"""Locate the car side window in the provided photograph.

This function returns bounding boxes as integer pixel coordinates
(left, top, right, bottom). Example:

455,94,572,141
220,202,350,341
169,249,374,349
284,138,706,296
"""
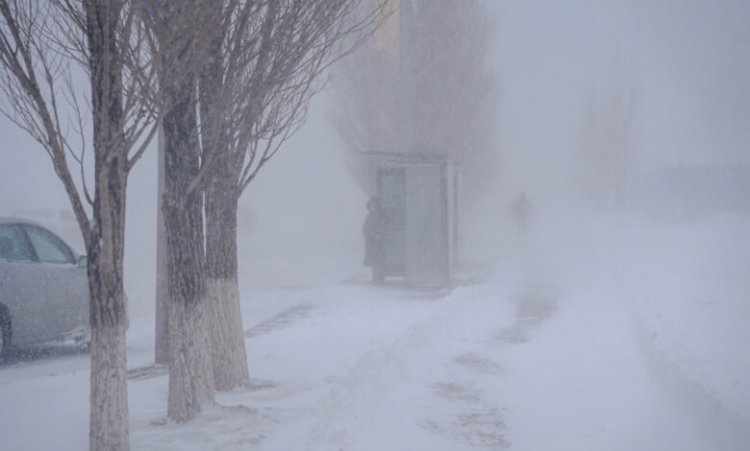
23,225,75,264
0,224,35,262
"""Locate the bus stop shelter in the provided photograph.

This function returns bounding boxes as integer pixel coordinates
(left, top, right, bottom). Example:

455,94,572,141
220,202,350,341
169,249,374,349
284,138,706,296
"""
365,152,459,288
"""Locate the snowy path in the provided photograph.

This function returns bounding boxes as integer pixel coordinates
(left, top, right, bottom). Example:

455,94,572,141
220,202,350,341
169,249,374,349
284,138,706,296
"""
499,273,748,451
129,268,747,450
1,259,748,450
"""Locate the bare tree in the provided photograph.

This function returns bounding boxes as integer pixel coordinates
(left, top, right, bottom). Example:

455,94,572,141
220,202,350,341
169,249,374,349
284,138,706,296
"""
195,0,388,392
579,51,639,212
0,1,158,449
332,0,497,207
138,0,386,420
330,33,400,191
138,0,217,422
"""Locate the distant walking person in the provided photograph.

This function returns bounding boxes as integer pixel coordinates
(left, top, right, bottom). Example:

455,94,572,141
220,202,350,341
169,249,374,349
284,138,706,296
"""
363,196,386,283
511,192,531,234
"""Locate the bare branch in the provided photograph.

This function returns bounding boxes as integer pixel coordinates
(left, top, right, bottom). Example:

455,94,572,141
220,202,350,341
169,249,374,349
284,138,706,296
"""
185,0,389,201
0,0,94,243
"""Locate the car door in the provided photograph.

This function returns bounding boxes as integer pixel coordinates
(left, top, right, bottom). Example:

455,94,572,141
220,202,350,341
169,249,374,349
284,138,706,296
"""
0,223,51,344
21,224,87,339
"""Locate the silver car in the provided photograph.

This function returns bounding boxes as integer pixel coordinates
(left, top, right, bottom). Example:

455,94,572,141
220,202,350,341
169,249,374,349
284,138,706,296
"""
0,218,89,357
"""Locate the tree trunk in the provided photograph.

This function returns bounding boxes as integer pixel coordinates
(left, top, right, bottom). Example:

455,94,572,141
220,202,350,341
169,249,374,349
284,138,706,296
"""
88,193,130,451
163,92,215,422
89,267,129,450
85,1,130,448
198,23,250,391
205,188,250,390
166,283,213,422
89,323,128,450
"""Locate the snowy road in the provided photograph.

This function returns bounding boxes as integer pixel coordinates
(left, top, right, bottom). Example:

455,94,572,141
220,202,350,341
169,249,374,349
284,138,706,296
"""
1,254,748,450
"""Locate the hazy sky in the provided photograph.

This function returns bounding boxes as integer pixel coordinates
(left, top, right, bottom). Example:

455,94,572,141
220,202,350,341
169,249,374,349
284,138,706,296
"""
492,0,749,200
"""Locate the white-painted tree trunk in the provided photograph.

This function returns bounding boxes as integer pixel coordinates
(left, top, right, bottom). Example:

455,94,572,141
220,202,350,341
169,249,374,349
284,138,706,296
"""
207,278,250,390
204,188,250,391
167,295,214,422
90,322,129,450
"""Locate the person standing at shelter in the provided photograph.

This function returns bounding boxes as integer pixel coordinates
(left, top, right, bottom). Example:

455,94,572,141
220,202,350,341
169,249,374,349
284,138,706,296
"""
363,196,386,283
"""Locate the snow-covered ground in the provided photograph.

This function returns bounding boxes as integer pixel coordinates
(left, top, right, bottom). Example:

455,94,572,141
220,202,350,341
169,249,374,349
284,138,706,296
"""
1,214,748,450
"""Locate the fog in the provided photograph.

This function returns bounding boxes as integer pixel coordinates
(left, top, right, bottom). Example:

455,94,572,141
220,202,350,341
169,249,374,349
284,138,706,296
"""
1,1,749,449
1,0,748,309
3,0,750,319
494,0,749,193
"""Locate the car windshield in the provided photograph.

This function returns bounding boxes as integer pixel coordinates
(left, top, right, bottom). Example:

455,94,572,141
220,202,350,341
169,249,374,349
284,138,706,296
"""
0,224,34,261
23,225,74,264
